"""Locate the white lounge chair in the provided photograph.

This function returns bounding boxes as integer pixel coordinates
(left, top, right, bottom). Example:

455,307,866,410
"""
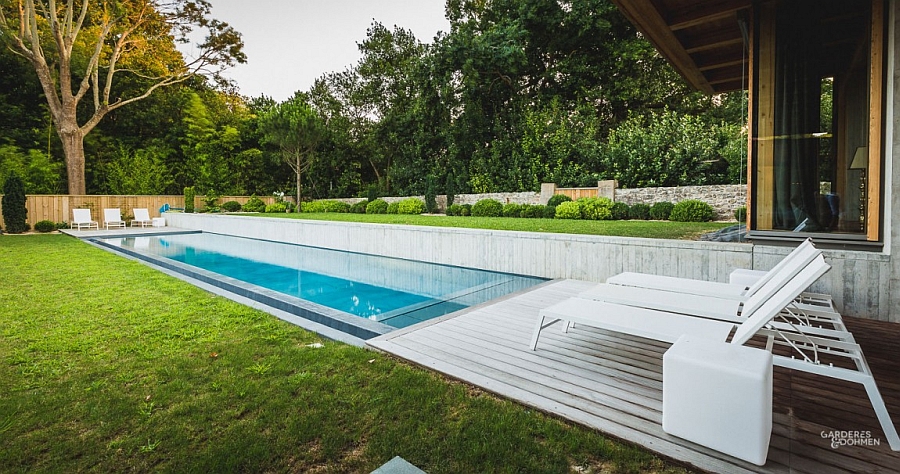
131,208,153,227
531,256,900,452
71,209,99,230
103,208,126,230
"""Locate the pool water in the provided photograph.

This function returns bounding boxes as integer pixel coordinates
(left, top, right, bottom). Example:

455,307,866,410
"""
100,233,546,329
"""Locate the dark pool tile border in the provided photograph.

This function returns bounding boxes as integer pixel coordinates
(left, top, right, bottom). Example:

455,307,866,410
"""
90,237,394,340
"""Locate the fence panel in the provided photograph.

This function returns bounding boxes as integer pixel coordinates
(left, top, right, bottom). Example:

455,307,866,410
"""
555,187,599,201
0,195,277,228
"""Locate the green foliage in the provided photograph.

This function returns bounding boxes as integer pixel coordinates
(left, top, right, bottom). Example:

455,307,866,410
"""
546,194,572,207
183,186,195,213
349,200,368,214
0,145,62,194
542,205,557,219
734,206,747,222
502,203,523,218
669,200,715,222
471,199,503,217
242,195,266,213
446,204,464,216
55,221,70,230
34,220,56,233
386,201,400,214
628,203,651,220
2,174,28,233
649,202,674,220
265,202,288,213
554,201,582,220
520,205,545,219
303,200,352,213
397,198,425,215
366,184,380,203
366,199,388,214
104,146,172,195
460,204,472,216
424,175,437,213
578,197,614,221
611,202,630,220
201,190,220,212
221,201,242,212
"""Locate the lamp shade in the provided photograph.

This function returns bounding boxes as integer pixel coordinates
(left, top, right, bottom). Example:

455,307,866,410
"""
849,146,868,170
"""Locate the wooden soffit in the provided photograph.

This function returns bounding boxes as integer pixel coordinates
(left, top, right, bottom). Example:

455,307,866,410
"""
611,0,752,94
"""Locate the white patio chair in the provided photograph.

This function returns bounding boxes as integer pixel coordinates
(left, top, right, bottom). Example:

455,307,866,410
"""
531,256,900,452
131,208,153,227
103,208,126,230
71,209,99,230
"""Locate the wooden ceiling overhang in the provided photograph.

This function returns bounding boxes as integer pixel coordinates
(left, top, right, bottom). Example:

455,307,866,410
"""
611,0,753,94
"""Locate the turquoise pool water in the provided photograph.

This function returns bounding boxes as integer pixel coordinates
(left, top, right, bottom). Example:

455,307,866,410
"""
100,233,545,329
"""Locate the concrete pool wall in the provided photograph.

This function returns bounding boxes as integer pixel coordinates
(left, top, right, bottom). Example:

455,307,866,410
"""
163,213,895,322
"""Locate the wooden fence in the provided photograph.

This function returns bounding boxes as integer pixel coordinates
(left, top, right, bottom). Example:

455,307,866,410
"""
0,195,276,228
555,187,600,200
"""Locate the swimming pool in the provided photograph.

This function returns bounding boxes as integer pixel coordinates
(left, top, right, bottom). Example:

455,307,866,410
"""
97,233,546,338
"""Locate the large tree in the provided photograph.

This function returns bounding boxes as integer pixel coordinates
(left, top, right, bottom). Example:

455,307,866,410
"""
0,0,245,194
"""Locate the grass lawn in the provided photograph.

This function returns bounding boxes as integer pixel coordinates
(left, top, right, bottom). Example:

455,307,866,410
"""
0,235,692,473
251,212,734,240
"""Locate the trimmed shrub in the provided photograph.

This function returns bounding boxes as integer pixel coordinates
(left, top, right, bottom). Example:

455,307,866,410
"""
734,206,747,222
471,199,503,217
265,202,288,213
649,201,674,220
366,184,379,203
424,175,437,213
578,197,614,220
34,220,56,233
446,204,464,216
183,186,195,213
221,201,242,212
628,203,651,220
387,202,400,214
547,194,572,207
521,204,545,219
502,203,523,218
242,195,266,213
611,202,630,220
542,205,557,219
670,199,715,222
1,174,27,233
460,204,472,216
397,198,426,215
349,200,368,214
554,201,582,219
366,199,388,214
201,190,220,212
55,221,70,230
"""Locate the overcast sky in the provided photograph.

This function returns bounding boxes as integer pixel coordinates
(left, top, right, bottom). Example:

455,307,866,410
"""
190,1,450,101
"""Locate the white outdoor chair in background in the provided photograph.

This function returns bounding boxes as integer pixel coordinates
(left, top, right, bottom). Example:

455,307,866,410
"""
71,209,99,230
131,208,153,227
103,208,126,230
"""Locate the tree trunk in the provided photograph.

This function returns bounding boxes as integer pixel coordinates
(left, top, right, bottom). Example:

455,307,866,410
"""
59,127,87,195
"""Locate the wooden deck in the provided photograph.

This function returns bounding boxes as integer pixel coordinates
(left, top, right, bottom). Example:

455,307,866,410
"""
368,280,900,473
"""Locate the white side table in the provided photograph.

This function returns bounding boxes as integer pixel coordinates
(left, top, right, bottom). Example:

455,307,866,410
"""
662,335,773,466
151,217,166,227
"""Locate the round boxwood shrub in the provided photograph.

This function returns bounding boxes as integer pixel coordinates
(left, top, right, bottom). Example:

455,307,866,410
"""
520,204,544,219
649,201,674,220
242,195,266,213
221,201,242,212
628,203,651,220
386,202,400,214
366,199,388,214
554,201,582,219
611,202,630,220
460,204,472,216
55,221,70,230
547,194,572,207
670,199,715,222
502,203,523,218
349,200,368,214
34,220,56,233
397,198,425,215
2,174,28,233
446,204,464,216
734,206,747,222
472,199,503,217
578,197,613,220
265,202,288,213
542,205,557,218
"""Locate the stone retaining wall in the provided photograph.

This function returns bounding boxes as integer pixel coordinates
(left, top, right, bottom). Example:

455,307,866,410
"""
616,184,746,220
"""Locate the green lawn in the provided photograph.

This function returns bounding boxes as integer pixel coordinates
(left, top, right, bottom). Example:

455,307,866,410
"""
0,235,692,473
251,212,735,240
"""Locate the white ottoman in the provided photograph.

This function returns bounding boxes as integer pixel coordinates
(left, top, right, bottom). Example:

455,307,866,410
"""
151,217,166,227
662,335,773,466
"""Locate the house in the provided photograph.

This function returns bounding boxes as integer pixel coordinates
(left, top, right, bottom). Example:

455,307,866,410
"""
611,0,899,322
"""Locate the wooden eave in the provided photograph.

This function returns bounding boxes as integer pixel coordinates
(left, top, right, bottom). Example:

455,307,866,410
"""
611,0,752,94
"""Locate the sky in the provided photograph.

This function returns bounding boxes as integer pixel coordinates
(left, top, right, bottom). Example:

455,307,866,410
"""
190,1,451,101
